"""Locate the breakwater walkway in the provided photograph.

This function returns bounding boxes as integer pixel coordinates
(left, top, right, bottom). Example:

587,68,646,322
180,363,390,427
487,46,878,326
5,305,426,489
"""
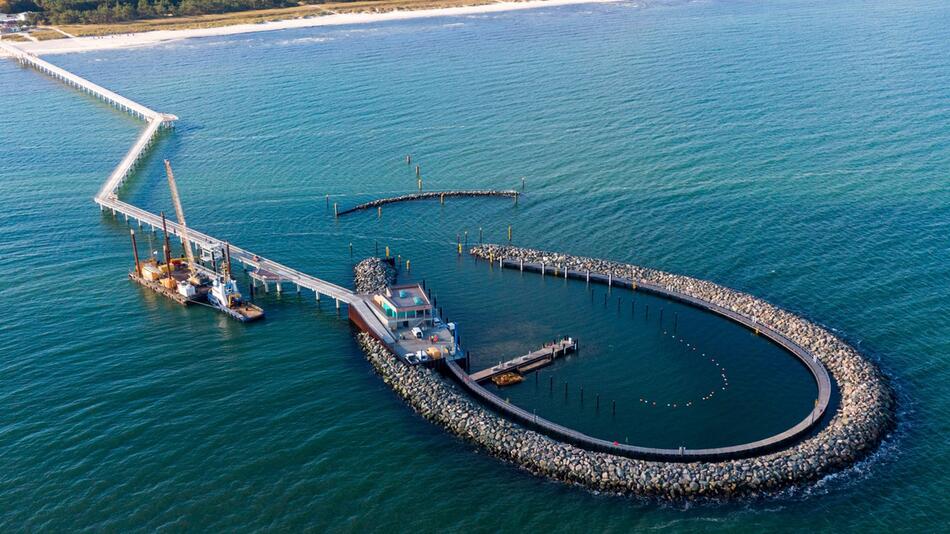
1,41,361,312
336,190,519,216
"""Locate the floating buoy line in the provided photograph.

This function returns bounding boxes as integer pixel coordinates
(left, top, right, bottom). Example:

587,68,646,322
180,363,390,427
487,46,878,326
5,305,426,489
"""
584,286,731,410
635,332,730,409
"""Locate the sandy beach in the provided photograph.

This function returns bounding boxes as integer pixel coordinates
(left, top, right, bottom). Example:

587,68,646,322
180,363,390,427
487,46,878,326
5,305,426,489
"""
1,0,615,57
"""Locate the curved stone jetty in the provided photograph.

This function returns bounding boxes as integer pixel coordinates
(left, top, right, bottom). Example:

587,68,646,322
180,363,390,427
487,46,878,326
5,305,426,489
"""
353,247,895,500
337,190,518,216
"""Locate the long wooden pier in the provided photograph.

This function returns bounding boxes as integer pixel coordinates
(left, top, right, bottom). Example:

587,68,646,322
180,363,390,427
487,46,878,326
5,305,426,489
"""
469,338,576,383
1,41,360,311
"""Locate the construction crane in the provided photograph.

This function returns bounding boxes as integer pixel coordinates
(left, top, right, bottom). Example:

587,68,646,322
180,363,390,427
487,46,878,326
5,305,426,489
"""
164,159,200,284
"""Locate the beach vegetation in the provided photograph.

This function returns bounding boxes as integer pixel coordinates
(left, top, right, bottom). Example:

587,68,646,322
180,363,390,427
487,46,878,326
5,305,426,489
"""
24,0,304,24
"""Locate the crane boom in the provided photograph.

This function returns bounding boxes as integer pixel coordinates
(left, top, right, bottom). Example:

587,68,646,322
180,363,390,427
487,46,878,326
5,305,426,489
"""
163,159,197,278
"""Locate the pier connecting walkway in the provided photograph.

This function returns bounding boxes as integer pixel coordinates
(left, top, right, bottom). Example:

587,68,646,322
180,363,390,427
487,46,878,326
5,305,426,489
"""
1,41,359,310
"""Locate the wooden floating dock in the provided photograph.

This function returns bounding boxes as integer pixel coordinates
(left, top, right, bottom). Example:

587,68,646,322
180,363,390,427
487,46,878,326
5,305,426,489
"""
469,338,577,383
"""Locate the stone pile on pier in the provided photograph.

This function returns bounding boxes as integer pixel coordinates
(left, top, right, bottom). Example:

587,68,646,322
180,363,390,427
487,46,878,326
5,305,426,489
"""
354,257,397,294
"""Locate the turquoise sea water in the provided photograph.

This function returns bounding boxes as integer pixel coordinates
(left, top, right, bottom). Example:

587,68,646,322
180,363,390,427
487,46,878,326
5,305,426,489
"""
1,0,948,530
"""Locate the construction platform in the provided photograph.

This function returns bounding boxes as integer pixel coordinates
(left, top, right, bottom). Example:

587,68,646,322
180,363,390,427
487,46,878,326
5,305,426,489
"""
129,272,192,305
128,265,210,306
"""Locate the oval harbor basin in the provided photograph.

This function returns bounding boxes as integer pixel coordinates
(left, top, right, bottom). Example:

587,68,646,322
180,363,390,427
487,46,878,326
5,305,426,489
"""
420,253,833,453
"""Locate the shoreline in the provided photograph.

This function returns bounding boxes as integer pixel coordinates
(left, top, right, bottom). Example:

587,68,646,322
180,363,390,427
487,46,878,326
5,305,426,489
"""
1,0,615,57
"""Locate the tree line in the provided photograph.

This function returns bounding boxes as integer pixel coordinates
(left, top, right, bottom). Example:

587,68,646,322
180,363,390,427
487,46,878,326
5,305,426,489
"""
1,0,306,25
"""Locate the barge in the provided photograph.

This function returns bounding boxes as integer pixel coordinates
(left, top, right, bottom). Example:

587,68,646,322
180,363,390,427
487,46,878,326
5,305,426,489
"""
125,160,263,323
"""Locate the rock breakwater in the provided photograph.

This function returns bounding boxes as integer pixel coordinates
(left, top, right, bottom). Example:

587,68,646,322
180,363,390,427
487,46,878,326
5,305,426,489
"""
337,190,518,216
352,249,895,500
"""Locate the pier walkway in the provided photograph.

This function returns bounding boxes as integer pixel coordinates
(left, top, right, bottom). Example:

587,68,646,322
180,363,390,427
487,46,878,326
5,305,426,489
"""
0,41,164,121
2,40,358,309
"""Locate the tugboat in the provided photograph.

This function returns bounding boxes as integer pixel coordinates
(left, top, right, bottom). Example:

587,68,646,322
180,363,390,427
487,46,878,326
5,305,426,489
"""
207,243,264,323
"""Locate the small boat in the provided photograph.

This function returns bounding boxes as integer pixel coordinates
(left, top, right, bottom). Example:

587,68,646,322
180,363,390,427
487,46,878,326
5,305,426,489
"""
491,372,524,387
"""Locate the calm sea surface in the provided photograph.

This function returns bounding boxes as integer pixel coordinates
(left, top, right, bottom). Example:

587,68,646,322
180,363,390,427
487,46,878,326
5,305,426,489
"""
1,0,948,530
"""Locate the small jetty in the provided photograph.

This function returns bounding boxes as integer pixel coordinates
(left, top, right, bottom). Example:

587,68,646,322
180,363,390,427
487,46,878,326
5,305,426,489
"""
336,190,519,216
469,337,577,384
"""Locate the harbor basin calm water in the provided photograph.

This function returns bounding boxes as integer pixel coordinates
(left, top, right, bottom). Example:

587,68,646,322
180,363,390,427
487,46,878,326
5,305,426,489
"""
1,0,948,530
